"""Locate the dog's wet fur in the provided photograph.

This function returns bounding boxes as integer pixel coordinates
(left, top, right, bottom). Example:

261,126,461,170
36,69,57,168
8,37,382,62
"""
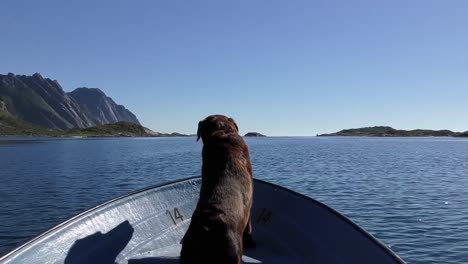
180,115,254,264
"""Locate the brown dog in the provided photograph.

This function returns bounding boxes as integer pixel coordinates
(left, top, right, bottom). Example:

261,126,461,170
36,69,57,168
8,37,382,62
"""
180,115,255,264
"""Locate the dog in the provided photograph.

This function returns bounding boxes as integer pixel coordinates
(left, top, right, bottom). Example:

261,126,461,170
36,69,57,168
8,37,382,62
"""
180,115,255,264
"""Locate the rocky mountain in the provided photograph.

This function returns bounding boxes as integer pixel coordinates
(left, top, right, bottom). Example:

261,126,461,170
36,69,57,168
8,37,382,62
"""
0,73,139,129
0,96,8,115
68,87,139,127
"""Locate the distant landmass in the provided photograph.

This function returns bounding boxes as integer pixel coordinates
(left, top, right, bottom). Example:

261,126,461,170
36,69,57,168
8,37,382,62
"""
0,116,189,137
319,126,468,137
0,73,139,130
244,132,266,137
64,122,190,137
0,72,190,137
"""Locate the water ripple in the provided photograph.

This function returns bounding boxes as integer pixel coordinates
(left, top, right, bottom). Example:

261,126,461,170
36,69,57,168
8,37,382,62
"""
1,137,468,263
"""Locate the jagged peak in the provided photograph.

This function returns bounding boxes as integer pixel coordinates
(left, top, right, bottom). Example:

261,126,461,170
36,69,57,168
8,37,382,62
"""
32,72,44,79
2,73,58,86
70,87,106,96
2,72,45,79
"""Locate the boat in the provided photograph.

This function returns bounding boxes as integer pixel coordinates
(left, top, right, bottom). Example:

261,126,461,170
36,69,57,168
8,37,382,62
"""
0,177,406,263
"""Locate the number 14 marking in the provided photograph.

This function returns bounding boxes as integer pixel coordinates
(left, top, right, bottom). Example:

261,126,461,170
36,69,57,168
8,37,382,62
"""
166,208,184,225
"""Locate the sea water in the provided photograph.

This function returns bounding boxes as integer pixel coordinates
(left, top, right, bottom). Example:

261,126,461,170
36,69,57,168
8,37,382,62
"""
1,137,467,263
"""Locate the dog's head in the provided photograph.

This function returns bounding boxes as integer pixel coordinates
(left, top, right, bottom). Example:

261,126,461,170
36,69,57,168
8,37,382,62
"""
197,115,239,142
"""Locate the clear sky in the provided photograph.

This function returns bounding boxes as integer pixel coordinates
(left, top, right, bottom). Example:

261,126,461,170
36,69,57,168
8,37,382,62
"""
1,1,467,136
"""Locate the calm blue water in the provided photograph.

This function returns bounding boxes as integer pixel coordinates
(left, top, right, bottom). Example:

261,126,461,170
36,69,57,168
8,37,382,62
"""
1,137,468,263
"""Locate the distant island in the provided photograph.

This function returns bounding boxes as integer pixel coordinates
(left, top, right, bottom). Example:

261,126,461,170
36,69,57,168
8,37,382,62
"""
318,126,468,137
64,122,190,137
0,72,188,137
244,132,266,137
0,116,190,137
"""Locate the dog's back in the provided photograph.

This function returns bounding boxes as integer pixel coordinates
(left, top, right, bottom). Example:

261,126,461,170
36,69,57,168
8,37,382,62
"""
180,115,254,264
199,131,253,213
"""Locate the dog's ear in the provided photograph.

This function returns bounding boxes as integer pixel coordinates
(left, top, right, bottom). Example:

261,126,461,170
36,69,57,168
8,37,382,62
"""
228,118,239,132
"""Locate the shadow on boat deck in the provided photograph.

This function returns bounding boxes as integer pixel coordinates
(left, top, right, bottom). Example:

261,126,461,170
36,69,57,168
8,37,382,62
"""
64,221,134,264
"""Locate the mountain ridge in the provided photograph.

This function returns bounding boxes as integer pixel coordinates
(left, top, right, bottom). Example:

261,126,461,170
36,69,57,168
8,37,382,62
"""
0,73,139,130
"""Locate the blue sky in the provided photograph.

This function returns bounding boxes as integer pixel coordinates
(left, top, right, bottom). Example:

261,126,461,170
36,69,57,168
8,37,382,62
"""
1,1,468,136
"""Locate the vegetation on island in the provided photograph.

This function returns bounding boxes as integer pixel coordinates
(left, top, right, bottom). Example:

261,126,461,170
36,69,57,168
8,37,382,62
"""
318,126,468,137
64,122,190,137
244,132,267,137
0,111,58,136
0,118,189,138
64,122,153,137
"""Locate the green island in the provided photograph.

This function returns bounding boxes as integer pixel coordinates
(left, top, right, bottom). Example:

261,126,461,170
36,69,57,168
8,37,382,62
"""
0,111,54,136
0,114,188,137
244,132,267,137
318,126,468,137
